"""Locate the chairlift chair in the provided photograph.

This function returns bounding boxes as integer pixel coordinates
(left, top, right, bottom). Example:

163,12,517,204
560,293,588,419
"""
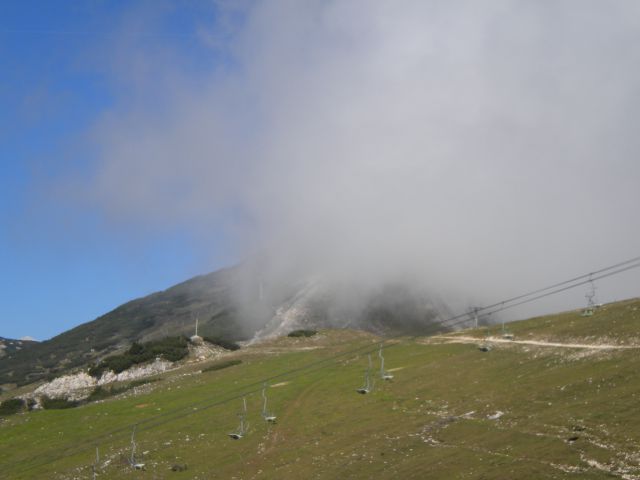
228,398,248,439
356,371,371,394
378,344,394,380
261,384,277,423
129,427,146,470
228,422,245,440
501,324,514,340
357,355,374,394
228,415,247,439
478,329,492,352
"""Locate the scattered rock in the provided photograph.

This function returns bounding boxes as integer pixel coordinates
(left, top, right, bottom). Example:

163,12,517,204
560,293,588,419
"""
487,411,504,420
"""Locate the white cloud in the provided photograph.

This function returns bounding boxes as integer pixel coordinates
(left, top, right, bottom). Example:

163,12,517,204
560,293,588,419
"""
86,1,640,319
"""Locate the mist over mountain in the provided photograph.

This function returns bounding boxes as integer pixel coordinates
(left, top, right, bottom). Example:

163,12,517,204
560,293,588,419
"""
79,0,640,323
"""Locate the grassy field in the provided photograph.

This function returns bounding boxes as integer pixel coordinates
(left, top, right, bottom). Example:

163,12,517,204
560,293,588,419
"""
1,299,640,479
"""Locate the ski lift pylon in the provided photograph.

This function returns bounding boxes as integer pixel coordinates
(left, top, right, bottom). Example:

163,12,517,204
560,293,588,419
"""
582,276,598,317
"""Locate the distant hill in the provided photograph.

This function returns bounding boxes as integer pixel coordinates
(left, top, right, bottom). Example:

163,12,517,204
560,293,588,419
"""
0,262,447,388
0,337,38,360
0,266,247,387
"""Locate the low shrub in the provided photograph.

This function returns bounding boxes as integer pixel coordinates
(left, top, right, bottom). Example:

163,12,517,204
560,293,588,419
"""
287,329,318,338
0,398,25,416
41,396,78,410
128,378,159,388
202,337,241,351
202,359,242,373
86,386,113,402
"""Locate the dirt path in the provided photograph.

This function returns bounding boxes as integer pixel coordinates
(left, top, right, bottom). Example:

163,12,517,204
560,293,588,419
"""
427,335,638,350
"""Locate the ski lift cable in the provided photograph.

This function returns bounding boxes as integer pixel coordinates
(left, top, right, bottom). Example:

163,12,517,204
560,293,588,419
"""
9,256,640,476
436,260,640,332
435,255,640,328
477,255,640,312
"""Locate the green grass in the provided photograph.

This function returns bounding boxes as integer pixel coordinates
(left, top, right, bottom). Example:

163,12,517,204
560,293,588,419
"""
1,301,640,479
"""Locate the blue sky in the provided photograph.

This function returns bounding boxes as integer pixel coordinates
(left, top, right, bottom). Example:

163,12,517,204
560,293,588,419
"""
0,1,232,340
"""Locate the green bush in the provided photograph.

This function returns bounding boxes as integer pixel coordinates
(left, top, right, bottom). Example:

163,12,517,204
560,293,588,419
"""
128,342,144,355
202,337,241,351
128,378,158,388
287,329,318,338
202,359,242,373
41,396,78,410
0,398,25,416
86,386,119,402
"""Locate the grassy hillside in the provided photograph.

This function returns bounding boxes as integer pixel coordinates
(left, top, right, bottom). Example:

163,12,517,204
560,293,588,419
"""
1,299,640,479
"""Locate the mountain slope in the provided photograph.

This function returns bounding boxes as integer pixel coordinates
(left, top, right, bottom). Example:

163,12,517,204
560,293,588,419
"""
2,298,639,479
0,263,447,388
0,266,246,387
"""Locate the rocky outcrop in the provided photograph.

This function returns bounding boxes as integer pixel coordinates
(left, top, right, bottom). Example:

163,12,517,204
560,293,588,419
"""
188,343,228,361
28,358,174,404
96,358,173,385
33,372,96,402
25,342,228,405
